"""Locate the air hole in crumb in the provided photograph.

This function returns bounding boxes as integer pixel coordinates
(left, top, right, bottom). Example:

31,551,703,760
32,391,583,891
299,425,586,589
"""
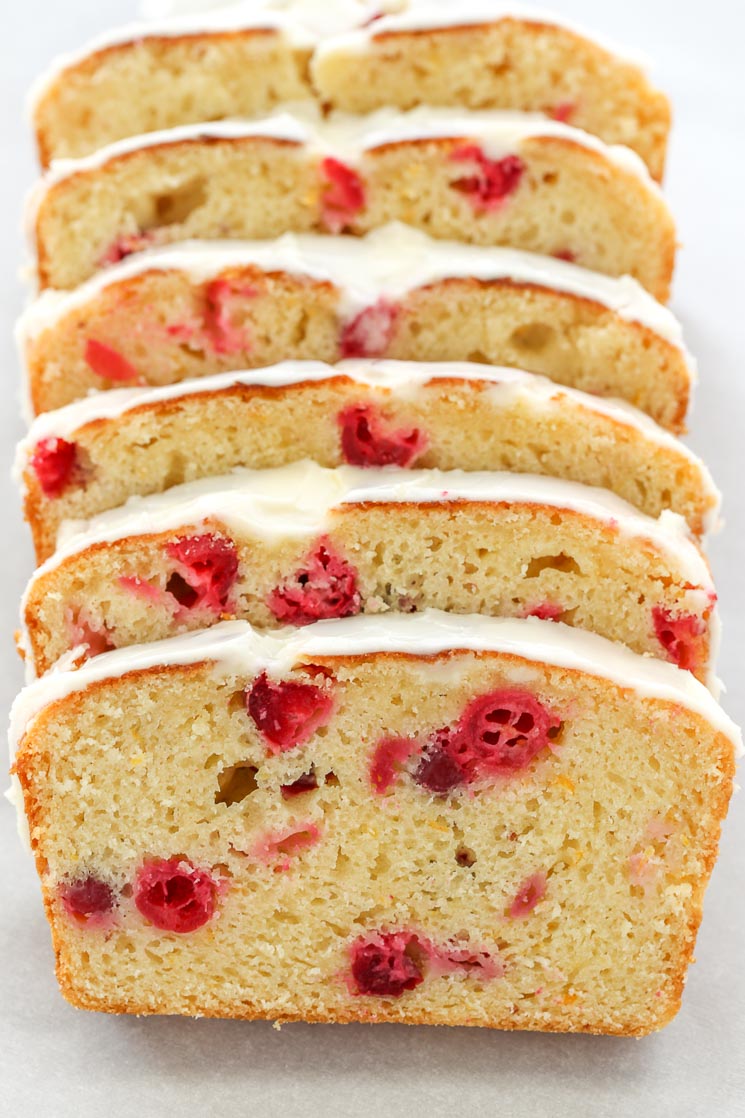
216,763,259,805
456,845,477,868
151,177,208,227
526,553,582,577
166,572,198,608
510,323,555,352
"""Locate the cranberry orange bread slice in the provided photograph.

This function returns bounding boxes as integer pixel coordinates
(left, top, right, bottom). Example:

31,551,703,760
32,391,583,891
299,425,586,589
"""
31,4,669,177
313,8,671,180
10,614,740,1032
16,361,717,562
19,226,692,426
20,464,718,682
29,110,675,295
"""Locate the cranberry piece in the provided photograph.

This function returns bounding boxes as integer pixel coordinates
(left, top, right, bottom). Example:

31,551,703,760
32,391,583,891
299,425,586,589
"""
413,729,466,795
652,606,706,672
551,101,576,124
59,875,115,920
370,736,419,794
338,404,428,468
339,300,399,358
509,871,547,918
280,770,319,799
30,437,78,497
166,534,239,612
455,688,561,776
259,825,321,864
267,538,361,625
98,231,156,266
450,146,525,211
68,612,115,658
320,157,366,233
246,672,334,754
84,339,141,383
350,932,425,997
552,249,577,264
134,857,217,933
525,602,564,621
202,278,256,355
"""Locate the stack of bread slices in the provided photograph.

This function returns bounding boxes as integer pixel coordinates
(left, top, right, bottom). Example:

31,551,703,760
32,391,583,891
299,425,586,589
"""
10,0,740,1036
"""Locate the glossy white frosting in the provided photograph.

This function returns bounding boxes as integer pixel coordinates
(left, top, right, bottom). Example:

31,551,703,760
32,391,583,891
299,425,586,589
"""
15,358,716,532
31,1,650,116
41,461,712,588
17,225,690,356
313,1,649,68
10,612,741,763
21,462,720,692
28,102,662,229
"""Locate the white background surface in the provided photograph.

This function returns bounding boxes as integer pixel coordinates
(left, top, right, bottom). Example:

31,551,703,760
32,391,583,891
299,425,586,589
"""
1,3,744,1115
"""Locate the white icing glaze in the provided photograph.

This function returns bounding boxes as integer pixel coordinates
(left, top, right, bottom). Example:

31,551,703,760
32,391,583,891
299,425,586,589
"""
31,0,651,117
40,461,712,592
17,225,691,355
31,114,313,197
9,613,741,763
21,462,720,693
4,776,32,853
28,103,663,232
313,1,650,69
14,357,717,533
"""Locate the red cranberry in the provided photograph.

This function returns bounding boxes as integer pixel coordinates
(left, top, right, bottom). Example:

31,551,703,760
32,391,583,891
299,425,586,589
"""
68,612,115,658
202,278,255,355
370,736,419,794
450,146,525,211
267,538,360,625
320,157,366,232
134,858,217,933
509,871,547,919
98,231,156,266
59,875,115,920
339,300,399,358
246,672,334,753
454,688,561,776
652,606,706,672
84,338,140,383
525,602,564,621
551,101,576,123
413,729,466,795
280,770,319,799
30,437,78,497
350,932,425,997
166,534,239,612
338,404,428,468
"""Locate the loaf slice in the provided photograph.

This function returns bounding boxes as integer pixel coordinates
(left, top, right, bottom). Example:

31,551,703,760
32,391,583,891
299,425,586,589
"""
29,110,675,296
11,613,739,1033
312,8,671,179
19,227,691,425
16,360,717,563
20,463,718,681
31,5,669,178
